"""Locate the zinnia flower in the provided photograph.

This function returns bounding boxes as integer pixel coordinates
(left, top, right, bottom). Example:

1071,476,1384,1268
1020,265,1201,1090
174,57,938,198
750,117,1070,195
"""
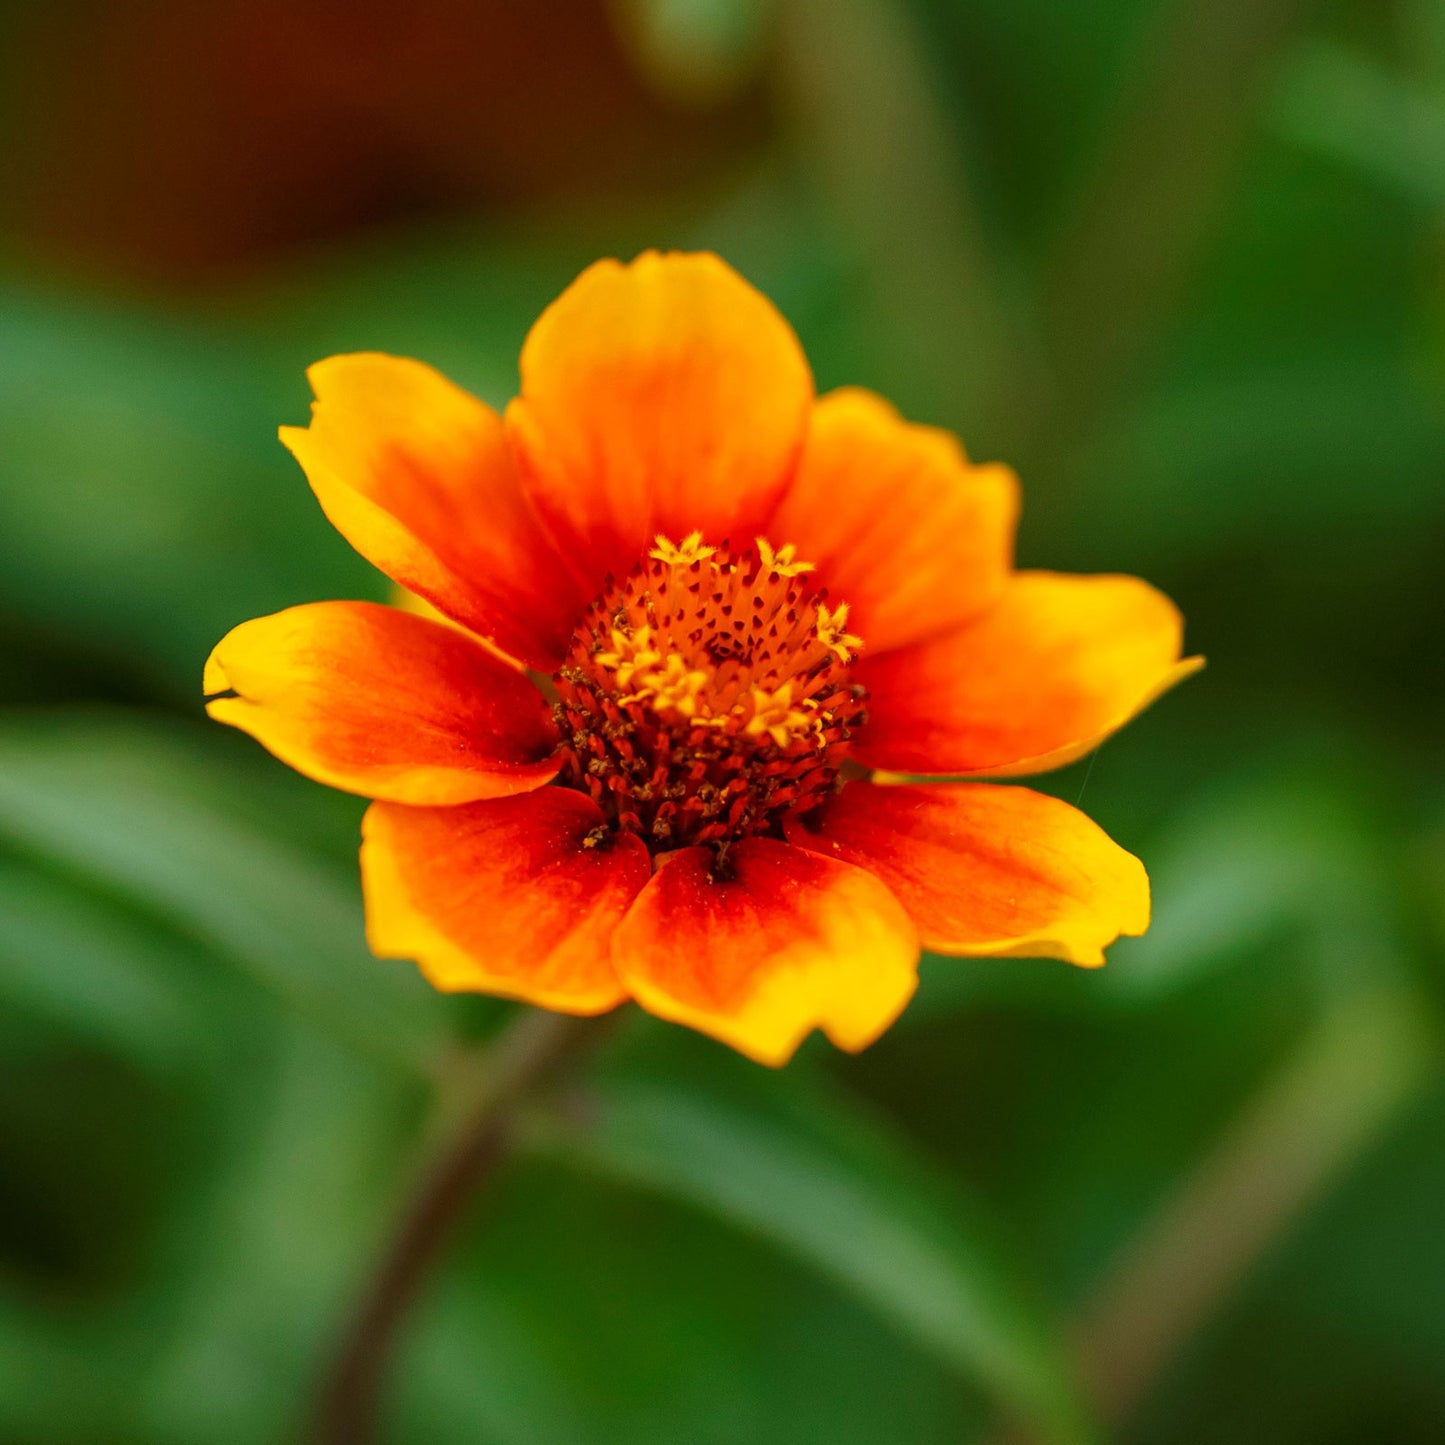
205,252,1200,1065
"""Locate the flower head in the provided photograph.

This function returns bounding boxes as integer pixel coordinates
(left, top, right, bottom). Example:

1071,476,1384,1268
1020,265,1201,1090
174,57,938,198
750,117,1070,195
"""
205,251,1200,1065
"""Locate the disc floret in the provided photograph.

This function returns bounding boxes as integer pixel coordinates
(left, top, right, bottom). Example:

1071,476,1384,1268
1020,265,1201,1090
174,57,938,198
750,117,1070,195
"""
554,535,868,856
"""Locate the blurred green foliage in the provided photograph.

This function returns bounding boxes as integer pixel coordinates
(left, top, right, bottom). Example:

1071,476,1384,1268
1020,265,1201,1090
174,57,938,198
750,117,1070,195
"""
1,0,1443,1441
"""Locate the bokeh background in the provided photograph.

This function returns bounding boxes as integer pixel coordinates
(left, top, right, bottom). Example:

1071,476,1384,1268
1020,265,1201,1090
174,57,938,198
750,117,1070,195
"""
2,0,1443,1440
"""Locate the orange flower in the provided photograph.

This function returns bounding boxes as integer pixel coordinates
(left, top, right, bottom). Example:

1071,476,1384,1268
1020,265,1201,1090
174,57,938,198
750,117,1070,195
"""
205,252,1201,1065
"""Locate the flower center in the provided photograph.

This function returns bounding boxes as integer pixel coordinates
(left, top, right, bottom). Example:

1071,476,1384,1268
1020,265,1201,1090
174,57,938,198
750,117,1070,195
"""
552,533,867,863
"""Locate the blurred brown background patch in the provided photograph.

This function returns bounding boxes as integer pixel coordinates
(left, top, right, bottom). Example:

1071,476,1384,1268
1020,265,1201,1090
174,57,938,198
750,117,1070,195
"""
4,0,767,284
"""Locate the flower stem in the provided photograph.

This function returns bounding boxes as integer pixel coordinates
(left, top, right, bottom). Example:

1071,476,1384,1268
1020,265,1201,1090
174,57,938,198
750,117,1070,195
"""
310,1006,618,1444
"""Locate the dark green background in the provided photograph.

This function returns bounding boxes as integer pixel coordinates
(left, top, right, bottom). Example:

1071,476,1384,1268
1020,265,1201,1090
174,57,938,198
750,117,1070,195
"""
1,0,1442,1440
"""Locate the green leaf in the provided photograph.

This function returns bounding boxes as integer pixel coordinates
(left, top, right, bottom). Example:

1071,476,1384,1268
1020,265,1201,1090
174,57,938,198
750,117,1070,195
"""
0,1296,137,1441
1070,987,1437,1428
1275,41,1445,211
0,712,444,1073
530,1076,1097,1444
1102,770,1401,1002
413,1146,985,1443
135,1021,415,1445
1068,352,1445,562
0,851,207,1072
394,1286,597,1445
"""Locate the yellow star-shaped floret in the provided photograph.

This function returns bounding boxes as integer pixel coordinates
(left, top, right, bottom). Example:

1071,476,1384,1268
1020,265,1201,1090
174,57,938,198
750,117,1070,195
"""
743,681,813,748
649,531,717,567
816,603,864,662
756,537,816,579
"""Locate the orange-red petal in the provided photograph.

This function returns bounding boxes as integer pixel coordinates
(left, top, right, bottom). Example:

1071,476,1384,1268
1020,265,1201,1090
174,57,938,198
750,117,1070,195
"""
361,790,651,1013
280,353,584,670
610,838,918,1066
855,571,1203,777
767,388,1018,654
204,601,558,804
506,251,814,595
786,781,1150,966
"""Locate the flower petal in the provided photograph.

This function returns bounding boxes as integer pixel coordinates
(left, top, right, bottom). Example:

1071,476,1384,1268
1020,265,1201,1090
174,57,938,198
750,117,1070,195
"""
611,838,918,1066
362,790,651,1013
767,388,1018,653
855,571,1203,776
506,251,814,593
204,601,558,804
280,353,585,670
786,781,1149,966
